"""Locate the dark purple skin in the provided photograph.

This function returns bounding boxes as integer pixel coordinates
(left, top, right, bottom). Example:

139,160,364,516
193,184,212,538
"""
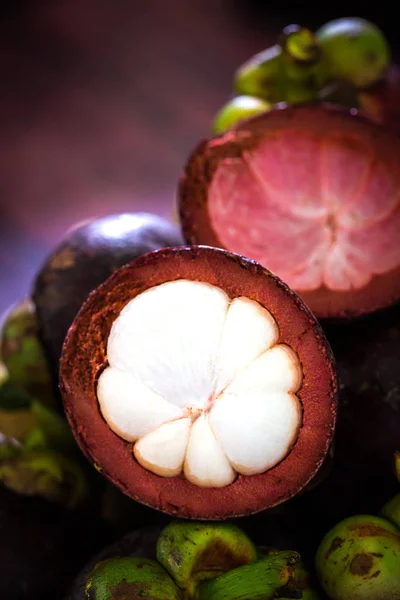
32,213,184,382
305,303,400,526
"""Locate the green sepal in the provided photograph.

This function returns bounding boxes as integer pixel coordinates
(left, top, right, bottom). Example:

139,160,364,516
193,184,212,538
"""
157,520,257,597
195,551,301,600
0,447,87,508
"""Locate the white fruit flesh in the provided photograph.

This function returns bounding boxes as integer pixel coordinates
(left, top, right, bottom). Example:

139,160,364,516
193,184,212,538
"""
97,280,303,488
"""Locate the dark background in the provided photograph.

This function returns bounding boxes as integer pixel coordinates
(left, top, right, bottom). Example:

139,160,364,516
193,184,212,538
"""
0,0,397,315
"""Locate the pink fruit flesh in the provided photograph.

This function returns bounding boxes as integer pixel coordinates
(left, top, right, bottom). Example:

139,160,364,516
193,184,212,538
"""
208,129,400,292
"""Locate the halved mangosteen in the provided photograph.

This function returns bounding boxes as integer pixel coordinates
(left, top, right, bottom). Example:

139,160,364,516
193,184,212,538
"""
60,246,337,519
178,104,400,319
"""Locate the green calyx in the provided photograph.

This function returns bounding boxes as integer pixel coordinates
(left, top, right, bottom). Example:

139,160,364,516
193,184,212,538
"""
316,17,391,88
0,445,87,508
195,551,301,600
0,433,21,461
85,557,183,600
315,514,400,600
0,382,37,440
257,547,323,599
0,380,74,448
212,96,272,134
85,521,327,600
156,521,258,597
233,42,324,107
0,301,91,509
279,24,321,65
234,45,283,102
223,16,392,135
85,543,304,600
0,298,56,409
0,378,87,508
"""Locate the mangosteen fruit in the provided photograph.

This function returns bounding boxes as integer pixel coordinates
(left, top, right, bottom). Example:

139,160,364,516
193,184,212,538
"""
32,213,184,379
315,514,400,600
178,104,400,319
60,245,337,519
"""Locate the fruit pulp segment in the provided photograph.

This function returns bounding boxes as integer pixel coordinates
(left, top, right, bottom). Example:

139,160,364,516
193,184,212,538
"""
97,280,302,487
208,130,400,291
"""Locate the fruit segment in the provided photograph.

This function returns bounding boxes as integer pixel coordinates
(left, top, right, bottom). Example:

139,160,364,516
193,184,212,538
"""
214,296,279,392
223,345,303,395
97,368,183,441
209,391,301,475
134,418,191,478
107,280,229,409
184,414,236,487
97,280,303,487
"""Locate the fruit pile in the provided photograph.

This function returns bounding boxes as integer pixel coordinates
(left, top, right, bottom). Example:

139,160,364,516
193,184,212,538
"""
1,15,400,600
71,521,318,600
67,493,400,600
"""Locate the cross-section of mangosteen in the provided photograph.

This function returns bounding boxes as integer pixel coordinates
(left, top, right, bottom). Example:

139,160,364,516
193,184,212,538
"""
60,246,337,519
32,212,184,381
178,104,400,319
